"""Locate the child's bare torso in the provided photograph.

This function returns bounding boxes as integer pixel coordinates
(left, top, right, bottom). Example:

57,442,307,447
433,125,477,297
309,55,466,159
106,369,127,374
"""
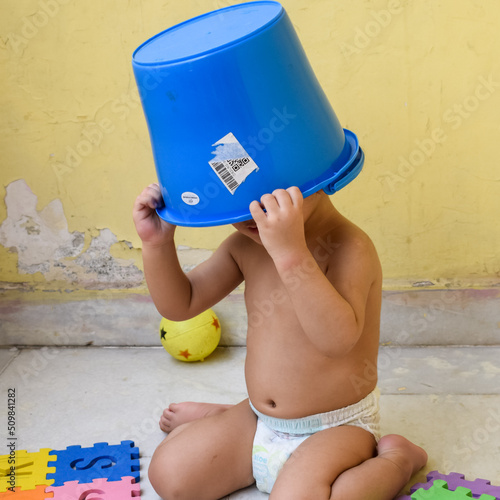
229,218,382,419
137,185,429,499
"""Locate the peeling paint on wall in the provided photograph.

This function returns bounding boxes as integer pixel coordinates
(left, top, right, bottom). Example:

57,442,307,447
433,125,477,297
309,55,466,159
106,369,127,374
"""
0,180,143,288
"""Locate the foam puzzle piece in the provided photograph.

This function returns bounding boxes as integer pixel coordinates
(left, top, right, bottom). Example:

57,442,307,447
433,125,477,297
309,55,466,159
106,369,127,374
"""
396,473,444,499
411,480,495,500
397,471,500,500
426,472,500,500
46,441,140,486
0,484,52,499
0,450,55,492
46,476,140,499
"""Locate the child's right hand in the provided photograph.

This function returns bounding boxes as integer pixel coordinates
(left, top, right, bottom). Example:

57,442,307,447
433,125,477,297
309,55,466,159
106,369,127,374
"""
133,183,176,246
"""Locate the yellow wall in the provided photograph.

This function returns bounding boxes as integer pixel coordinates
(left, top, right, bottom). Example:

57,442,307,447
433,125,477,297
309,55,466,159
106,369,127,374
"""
0,0,499,291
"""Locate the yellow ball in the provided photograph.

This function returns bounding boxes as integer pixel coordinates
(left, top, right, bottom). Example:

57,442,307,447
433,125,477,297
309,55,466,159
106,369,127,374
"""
159,309,221,362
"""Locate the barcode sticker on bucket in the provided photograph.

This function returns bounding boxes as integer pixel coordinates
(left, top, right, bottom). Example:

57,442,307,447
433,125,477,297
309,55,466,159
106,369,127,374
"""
208,133,259,194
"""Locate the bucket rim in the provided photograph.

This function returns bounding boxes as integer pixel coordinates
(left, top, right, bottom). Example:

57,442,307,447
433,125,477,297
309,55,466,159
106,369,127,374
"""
155,128,364,228
132,1,285,67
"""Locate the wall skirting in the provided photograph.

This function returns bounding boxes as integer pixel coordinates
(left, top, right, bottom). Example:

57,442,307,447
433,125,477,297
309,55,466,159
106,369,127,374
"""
1,286,498,347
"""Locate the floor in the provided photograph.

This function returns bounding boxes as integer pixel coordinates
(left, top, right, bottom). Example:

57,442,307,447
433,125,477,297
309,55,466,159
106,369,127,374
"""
1,344,499,499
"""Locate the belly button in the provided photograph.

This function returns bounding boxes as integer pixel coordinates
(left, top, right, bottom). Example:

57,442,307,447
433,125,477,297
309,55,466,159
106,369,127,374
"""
269,400,276,408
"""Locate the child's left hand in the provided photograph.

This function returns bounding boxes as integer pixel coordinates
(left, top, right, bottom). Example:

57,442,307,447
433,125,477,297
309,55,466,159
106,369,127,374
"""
249,187,308,265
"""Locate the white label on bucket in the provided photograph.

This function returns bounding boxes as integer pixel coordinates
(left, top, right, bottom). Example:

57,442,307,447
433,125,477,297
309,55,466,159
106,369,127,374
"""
208,132,259,195
181,192,200,206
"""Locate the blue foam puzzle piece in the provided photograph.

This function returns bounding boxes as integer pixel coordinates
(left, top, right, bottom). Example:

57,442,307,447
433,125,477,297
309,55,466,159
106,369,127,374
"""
46,440,140,486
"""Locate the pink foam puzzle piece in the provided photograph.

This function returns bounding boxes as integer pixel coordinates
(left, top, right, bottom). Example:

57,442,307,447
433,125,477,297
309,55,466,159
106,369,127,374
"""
46,476,141,500
46,476,140,499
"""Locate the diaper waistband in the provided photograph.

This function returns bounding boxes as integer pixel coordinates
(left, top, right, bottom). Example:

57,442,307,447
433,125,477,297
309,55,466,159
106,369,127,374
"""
249,389,380,436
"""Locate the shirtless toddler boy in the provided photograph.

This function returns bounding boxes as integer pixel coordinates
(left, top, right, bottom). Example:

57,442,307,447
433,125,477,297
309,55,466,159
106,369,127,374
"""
133,184,427,499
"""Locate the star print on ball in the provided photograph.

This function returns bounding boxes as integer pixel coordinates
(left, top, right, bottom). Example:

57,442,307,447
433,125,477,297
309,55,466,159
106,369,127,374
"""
159,308,221,362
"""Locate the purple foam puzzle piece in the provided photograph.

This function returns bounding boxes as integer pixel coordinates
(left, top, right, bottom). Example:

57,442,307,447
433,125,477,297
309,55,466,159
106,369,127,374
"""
426,471,500,499
395,474,435,500
395,472,500,500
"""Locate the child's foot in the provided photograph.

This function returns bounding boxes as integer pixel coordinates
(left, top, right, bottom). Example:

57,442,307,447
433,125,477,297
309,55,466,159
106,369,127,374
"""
377,434,428,480
159,402,234,433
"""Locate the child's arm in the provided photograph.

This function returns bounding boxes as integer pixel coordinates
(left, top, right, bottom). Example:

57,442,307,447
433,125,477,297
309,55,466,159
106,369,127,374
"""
250,187,379,358
133,184,243,320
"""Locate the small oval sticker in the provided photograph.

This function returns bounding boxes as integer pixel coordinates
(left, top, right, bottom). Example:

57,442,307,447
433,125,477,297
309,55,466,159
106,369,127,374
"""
181,192,200,206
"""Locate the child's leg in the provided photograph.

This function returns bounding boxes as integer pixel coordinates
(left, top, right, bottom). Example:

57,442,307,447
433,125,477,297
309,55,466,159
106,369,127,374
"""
149,399,257,500
269,428,426,500
329,434,428,499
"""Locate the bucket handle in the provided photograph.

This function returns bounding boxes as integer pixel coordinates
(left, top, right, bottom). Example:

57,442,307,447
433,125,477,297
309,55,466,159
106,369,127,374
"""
324,147,365,195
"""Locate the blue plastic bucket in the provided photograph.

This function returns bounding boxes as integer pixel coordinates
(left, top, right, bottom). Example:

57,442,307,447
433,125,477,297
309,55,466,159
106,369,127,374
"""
132,1,364,227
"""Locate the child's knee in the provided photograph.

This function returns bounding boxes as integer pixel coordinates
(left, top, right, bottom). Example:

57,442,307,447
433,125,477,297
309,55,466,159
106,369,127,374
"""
376,434,428,480
148,447,189,500
148,452,170,499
